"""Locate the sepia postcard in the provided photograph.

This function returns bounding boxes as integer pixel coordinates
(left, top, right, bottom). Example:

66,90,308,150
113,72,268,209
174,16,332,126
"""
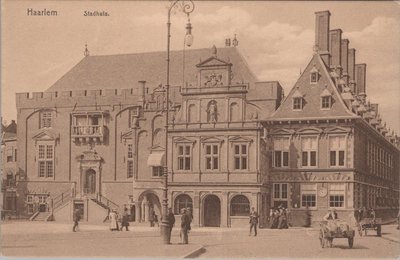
1,1,399,259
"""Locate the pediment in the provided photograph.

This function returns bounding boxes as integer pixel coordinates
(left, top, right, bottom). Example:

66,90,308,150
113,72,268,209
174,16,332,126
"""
324,126,350,134
228,136,253,143
174,137,196,144
77,150,102,162
296,127,323,135
270,128,295,136
121,130,133,139
200,136,224,143
151,145,165,152
32,129,58,141
196,56,232,68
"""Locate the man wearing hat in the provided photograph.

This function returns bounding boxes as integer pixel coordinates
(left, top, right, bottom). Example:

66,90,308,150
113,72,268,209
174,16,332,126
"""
167,208,176,240
249,207,259,236
323,209,338,221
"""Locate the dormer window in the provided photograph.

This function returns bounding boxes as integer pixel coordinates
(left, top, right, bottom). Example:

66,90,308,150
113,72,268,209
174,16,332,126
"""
310,66,319,84
293,98,303,110
292,87,304,111
320,87,333,109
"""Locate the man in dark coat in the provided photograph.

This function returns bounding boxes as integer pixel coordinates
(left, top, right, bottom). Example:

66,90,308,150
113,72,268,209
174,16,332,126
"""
167,208,176,239
249,207,259,236
120,207,130,231
180,208,190,244
73,209,81,232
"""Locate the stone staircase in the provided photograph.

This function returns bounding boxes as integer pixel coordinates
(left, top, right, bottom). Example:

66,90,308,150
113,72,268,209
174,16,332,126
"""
31,212,50,221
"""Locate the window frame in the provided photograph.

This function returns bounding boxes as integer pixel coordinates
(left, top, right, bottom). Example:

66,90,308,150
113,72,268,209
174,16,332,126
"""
174,194,193,215
127,143,134,178
273,183,288,200
204,144,219,171
273,137,290,168
177,144,192,171
328,135,346,168
230,195,250,216
152,166,164,178
37,142,55,179
301,136,318,168
233,143,248,171
321,96,332,110
329,183,345,208
310,72,319,84
292,97,303,111
40,110,52,128
300,183,317,208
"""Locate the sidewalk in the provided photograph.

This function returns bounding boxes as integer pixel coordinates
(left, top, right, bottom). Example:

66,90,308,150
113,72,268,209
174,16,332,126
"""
381,224,400,243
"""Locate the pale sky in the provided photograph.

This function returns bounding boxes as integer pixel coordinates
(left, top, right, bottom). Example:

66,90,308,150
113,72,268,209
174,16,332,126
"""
2,1,400,133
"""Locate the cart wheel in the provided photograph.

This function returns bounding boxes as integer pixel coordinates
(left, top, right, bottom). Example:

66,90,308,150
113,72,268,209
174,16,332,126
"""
319,230,325,248
377,226,381,237
348,237,354,248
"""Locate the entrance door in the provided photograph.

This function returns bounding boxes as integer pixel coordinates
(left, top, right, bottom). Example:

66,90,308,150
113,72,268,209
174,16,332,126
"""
84,169,96,194
204,195,221,227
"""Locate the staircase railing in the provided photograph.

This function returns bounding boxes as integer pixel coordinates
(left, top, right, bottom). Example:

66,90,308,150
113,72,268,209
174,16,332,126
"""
92,193,119,211
51,189,73,212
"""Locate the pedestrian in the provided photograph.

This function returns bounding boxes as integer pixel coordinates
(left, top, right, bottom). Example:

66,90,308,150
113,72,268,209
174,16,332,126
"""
278,206,288,229
120,207,130,231
186,208,193,232
180,208,190,244
397,209,400,230
109,209,119,231
323,209,338,221
167,208,176,240
72,209,81,232
154,212,159,227
249,207,259,236
149,210,155,227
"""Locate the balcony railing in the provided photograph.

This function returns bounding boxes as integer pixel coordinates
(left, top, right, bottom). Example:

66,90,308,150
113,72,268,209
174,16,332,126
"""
71,125,104,137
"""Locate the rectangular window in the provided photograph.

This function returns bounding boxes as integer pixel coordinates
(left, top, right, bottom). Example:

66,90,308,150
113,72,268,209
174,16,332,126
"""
301,137,318,167
152,166,163,177
329,183,345,208
205,144,219,170
321,96,331,109
273,183,288,200
301,184,317,208
127,144,133,159
329,136,346,167
234,144,248,170
293,98,302,110
129,107,140,128
26,195,33,203
127,161,134,178
177,144,191,170
37,144,54,178
274,138,289,167
40,111,52,128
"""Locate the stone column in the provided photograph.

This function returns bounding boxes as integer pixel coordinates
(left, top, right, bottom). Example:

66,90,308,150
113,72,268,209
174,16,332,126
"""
135,201,141,222
193,192,200,227
221,192,228,227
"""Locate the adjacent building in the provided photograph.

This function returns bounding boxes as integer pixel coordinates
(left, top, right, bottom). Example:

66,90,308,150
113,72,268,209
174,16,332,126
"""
13,10,399,226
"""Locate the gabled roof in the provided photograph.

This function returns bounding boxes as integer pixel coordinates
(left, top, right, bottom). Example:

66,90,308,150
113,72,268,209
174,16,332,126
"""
269,54,355,120
47,47,258,92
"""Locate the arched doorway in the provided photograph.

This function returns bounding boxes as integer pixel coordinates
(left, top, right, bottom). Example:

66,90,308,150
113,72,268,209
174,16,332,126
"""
84,169,96,194
174,194,193,215
203,195,221,227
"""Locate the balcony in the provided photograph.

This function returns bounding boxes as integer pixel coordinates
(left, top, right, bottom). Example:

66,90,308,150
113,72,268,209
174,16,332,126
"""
71,125,105,143
181,84,248,96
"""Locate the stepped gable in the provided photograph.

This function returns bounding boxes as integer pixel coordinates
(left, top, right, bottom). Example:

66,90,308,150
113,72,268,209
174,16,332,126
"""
270,53,355,120
46,47,258,92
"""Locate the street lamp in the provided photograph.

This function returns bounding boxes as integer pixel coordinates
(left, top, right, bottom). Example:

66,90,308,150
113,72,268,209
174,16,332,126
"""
161,0,195,245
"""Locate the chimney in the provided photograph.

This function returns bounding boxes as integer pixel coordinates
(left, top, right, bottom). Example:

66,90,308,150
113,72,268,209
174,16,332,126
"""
138,81,146,104
355,64,366,96
315,11,331,65
348,48,356,93
329,29,342,69
341,39,349,84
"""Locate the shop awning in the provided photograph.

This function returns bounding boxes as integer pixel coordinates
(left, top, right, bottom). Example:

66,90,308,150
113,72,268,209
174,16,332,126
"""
147,152,165,167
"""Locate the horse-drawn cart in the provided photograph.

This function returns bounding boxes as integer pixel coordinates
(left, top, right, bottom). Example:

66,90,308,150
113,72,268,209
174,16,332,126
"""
319,220,355,248
358,217,382,237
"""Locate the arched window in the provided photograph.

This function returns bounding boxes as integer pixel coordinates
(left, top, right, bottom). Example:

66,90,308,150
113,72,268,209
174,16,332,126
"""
174,194,193,214
229,102,239,122
230,195,250,216
188,104,197,123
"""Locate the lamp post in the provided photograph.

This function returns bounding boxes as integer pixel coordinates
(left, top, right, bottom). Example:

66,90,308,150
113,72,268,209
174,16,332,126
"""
161,0,195,244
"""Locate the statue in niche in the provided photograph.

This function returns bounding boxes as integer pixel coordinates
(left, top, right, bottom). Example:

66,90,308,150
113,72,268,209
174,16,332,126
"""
207,101,218,123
